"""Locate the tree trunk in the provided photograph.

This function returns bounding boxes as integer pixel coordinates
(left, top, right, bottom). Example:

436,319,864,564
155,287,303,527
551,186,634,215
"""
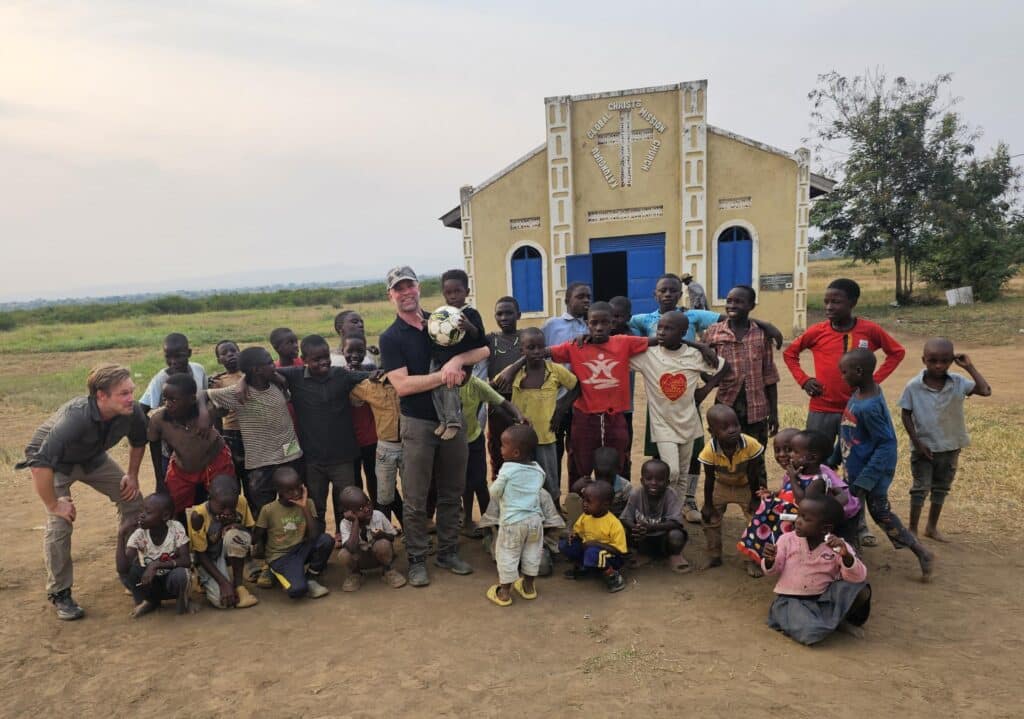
893,242,904,305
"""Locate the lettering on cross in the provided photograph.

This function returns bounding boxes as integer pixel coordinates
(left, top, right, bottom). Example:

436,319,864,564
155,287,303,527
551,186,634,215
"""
589,101,667,189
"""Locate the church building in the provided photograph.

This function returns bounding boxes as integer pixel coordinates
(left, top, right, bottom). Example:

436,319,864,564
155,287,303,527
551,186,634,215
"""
440,81,833,336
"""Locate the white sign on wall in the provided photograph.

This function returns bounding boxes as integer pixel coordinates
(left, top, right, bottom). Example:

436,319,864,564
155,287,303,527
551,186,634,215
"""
587,99,668,189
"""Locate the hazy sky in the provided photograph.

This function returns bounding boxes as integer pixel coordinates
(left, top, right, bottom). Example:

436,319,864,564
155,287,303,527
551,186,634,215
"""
1,1,1020,302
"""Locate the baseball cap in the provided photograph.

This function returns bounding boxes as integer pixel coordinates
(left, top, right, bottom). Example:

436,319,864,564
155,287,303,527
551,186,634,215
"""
386,265,418,290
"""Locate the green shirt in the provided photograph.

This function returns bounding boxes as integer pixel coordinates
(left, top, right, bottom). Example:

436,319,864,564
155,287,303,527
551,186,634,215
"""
460,376,505,442
256,499,317,563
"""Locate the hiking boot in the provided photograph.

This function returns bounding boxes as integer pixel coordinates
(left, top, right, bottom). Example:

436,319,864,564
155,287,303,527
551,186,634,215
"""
408,560,430,587
49,589,84,621
306,579,330,598
605,571,626,593
435,552,473,575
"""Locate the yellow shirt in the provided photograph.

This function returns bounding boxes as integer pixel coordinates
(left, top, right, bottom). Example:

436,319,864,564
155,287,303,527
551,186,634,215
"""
697,434,765,487
511,362,578,445
350,379,400,443
187,495,256,554
572,512,627,554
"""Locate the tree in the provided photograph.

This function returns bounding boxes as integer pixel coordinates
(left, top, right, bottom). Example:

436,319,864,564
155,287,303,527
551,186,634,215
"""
807,71,1010,303
916,144,1023,300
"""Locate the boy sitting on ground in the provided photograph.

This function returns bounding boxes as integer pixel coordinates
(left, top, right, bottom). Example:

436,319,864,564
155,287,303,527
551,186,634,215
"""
253,467,333,599
115,492,191,618
620,458,689,572
337,485,406,591
187,474,259,609
559,480,628,593
567,447,633,529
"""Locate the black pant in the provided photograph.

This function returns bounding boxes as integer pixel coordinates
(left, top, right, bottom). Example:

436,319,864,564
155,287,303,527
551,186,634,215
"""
120,563,189,605
463,434,488,519
268,534,334,598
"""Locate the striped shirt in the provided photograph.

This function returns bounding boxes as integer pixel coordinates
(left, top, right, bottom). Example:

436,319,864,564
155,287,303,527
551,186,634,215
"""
206,385,301,470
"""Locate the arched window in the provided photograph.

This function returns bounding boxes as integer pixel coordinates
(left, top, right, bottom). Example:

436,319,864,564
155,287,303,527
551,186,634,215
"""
716,226,753,299
510,245,544,312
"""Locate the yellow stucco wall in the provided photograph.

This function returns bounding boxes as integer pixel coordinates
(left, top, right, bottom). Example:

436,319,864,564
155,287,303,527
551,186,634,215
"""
569,91,682,268
468,149,550,326
705,130,798,334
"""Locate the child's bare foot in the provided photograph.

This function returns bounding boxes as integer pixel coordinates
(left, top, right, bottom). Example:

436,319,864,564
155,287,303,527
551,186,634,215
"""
924,526,950,543
745,561,764,578
131,600,158,618
838,620,866,639
701,557,723,570
915,544,935,581
439,425,459,441
670,554,692,574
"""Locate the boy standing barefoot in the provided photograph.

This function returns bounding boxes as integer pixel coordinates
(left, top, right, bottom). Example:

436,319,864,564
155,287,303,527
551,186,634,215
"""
899,338,991,542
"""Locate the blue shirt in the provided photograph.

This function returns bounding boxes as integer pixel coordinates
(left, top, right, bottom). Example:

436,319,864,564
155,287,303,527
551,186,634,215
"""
628,308,720,342
542,312,588,347
489,461,545,524
840,391,898,493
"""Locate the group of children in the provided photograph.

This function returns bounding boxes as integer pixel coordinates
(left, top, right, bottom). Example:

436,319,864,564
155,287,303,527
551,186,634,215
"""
115,270,990,647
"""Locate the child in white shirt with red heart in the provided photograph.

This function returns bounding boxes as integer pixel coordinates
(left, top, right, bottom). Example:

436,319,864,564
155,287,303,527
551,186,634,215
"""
629,311,726,513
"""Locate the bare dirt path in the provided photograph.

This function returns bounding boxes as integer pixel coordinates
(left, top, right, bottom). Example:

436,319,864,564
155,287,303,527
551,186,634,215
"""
1,336,1022,718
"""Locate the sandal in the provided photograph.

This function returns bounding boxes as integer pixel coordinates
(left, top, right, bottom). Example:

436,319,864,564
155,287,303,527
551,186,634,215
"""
513,577,537,600
860,530,878,547
671,555,692,574
486,584,512,607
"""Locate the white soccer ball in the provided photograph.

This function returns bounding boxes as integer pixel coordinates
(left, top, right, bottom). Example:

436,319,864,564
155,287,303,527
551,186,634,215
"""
427,305,466,347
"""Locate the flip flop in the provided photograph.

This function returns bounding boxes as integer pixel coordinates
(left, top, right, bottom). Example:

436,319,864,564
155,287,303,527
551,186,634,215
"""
860,531,878,547
486,584,512,607
513,577,537,600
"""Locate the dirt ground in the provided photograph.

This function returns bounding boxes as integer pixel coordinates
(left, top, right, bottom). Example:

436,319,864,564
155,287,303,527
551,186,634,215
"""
1,335,1023,718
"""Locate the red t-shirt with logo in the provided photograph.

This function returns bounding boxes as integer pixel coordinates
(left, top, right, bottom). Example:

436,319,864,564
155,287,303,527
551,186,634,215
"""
549,335,650,415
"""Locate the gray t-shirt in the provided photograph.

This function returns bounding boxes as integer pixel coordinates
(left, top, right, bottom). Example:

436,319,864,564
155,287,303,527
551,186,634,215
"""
898,371,975,452
619,486,683,537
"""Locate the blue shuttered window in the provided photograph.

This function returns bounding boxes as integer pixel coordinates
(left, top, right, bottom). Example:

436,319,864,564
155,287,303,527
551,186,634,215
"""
510,246,543,312
717,227,753,299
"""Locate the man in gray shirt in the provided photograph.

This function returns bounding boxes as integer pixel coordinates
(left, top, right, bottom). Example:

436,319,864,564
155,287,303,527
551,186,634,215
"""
17,363,148,620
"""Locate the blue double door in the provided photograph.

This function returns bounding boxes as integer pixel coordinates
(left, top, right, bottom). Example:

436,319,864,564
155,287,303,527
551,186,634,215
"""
566,233,665,314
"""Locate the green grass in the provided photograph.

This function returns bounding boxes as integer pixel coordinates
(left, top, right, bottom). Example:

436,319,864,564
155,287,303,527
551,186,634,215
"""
0,296,438,355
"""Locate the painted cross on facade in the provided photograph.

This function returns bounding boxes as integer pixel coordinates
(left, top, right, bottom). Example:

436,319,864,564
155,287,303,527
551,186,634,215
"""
595,109,654,187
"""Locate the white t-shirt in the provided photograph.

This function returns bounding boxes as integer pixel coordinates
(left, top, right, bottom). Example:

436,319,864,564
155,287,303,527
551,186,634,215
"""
339,510,397,550
127,520,189,575
140,363,207,409
630,346,724,444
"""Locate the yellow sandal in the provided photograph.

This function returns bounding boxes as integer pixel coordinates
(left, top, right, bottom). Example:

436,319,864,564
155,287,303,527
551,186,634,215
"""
513,577,537,600
486,585,512,607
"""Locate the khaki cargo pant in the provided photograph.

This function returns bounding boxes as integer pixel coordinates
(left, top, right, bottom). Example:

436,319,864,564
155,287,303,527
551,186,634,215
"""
701,482,753,560
45,456,143,595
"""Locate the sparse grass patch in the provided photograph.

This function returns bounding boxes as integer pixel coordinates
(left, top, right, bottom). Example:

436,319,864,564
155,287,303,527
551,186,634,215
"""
808,258,1024,345
581,644,688,683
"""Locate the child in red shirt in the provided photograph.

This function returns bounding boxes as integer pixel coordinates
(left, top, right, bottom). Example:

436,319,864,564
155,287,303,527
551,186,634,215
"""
548,302,650,478
783,278,904,449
